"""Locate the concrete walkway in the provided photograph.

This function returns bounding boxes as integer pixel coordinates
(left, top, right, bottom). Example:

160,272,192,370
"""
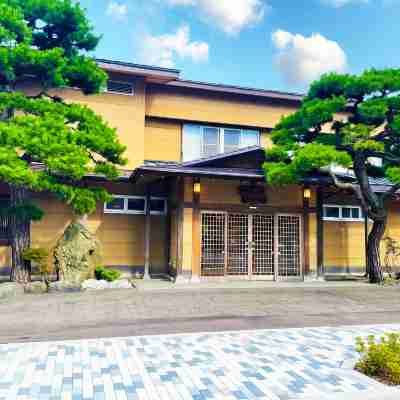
1,324,399,400
1,285,400,343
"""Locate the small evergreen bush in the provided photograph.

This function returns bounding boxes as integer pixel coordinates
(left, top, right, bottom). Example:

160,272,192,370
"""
22,248,51,283
94,266,121,282
355,333,400,385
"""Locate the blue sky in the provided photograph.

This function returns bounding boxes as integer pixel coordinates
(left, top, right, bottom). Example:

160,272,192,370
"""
79,0,400,93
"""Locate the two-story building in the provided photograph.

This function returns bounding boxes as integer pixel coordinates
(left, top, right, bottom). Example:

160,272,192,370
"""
1,59,399,281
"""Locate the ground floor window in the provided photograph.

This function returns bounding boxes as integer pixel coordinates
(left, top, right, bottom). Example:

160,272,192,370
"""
323,205,364,222
104,195,167,215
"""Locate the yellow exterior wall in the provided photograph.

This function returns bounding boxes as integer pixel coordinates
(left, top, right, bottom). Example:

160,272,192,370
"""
16,77,147,171
201,179,303,207
26,189,167,274
19,76,293,169
323,220,366,272
182,208,193,274
55,83,147,169
309,213,317,274
146,84,298,129
144,118,181,162
322,204,400,273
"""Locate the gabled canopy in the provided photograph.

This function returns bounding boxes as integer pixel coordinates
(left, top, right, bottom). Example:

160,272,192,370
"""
132,145,396,194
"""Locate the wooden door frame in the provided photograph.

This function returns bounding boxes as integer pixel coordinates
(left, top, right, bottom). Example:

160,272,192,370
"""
275,213,304,281
199,210,304,280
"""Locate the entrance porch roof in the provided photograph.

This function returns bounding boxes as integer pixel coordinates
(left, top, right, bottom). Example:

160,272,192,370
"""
131,146,397,195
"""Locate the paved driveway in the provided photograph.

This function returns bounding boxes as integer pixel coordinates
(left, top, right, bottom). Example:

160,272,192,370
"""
1,285,400,343
1,324,399,400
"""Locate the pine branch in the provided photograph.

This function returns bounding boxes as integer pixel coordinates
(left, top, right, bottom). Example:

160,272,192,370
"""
382,184,400,204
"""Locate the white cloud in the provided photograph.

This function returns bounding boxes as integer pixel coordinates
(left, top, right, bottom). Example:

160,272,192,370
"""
106,1,128,21
271,30,348,86
140,26,209,68
166,0,267,35
320,0,368,7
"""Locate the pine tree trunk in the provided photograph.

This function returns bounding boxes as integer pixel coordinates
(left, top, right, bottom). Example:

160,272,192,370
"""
9,185,31,283
367,217,386,284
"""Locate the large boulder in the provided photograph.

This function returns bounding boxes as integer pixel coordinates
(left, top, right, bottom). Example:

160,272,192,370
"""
54,222,101,284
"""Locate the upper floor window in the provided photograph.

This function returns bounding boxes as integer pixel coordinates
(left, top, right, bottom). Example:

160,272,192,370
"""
182,124,260,161
106,80,134,95
323,205,364,221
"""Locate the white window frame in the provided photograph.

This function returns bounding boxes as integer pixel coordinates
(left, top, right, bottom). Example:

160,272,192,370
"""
105,80,135,96
323,204,364,222
104,195,167,215
199,125,260,157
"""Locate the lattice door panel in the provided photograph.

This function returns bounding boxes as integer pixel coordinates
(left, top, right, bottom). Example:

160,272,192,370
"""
277,215,301,278
252,215,274,275
201,212,226,276
227,214,249,275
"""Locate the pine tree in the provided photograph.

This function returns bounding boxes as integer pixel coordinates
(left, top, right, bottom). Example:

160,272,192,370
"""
264,70,400,283
0,0,126,282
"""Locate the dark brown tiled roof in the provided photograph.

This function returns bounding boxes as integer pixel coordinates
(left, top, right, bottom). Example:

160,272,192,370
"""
168,80,304,102
135,164,265,180
135,147,398,193
96,58,304,102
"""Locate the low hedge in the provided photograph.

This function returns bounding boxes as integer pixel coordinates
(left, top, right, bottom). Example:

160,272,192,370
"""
355,333,400,385
94,266,121,282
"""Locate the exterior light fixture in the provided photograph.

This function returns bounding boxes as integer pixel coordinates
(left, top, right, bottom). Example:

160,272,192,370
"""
193,181,201,194
303,188,311,199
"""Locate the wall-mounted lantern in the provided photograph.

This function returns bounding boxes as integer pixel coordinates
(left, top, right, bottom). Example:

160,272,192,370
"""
303,187,311,200
193,180,201,194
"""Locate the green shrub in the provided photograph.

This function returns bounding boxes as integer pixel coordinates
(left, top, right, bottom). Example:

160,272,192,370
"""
94,266,121,282
355,333,400,385
22,248,51,283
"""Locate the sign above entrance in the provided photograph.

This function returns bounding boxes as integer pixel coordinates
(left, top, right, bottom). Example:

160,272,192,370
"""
238,184,267,204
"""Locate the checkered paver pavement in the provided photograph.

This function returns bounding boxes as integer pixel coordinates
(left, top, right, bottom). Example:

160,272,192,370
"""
1,324,400,400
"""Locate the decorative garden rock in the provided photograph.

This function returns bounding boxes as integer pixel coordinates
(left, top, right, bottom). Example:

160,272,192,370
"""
81,279,133,290
0,283,24,300
54,222,101,284
24,281,48,294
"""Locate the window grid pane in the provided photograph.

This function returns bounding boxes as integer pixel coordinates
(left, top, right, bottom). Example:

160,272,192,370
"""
105,196,167,215
242,130,260,147
183,123,260,161
352,208,360,219
106,197,125,211
325,207,340,219
323,205,362,221
127,198,146,213
224,129,241,153
150,199,166,214
342,207,351,219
